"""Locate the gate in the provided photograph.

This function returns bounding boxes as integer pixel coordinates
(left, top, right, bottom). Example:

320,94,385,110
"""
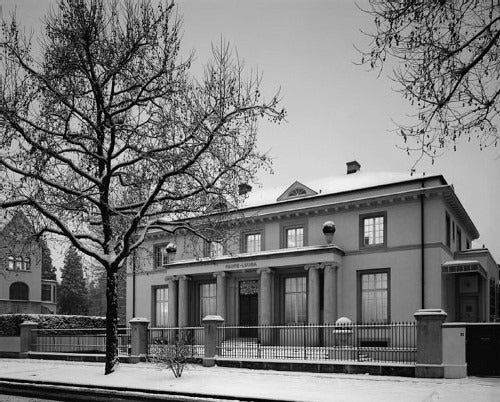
465,323,500,376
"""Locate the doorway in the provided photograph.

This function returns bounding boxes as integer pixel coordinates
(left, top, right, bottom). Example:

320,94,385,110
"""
239,280,258,338
459,296,478,322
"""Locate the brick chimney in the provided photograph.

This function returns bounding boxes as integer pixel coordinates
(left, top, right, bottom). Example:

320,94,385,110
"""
346,161,361,174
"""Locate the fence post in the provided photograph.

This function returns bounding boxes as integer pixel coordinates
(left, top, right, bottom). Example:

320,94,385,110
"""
202,315,224,367
442,323,467,378
19,321,38,358
129,317,149,363
414,309,447,378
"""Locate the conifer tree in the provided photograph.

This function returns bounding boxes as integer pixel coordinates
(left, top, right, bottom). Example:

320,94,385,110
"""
58,246,89,315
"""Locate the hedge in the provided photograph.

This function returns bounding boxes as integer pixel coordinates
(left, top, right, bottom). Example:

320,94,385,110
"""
0,314,106,336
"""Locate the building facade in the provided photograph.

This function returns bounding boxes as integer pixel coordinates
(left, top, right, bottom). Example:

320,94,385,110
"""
126,163,499,327
0,212,57,314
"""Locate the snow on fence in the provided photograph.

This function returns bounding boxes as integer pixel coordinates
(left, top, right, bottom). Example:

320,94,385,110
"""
148,326,204,358
31,328,131,355
217,322,417,364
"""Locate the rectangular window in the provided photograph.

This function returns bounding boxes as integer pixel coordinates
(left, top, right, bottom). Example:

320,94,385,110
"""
466,239,471,249
8,256,14,270
154,244,169,269
445,213,451,248
286,227,304,248
284,276,307,324
359,270,390,322
23,257,31,271
15,256,23,270
200,283,217,320
452,221,455,242
41,284,52,302
360,213,386,248
457,228,462,251
155,287,168,326
210,242,224,257
245,233,261,253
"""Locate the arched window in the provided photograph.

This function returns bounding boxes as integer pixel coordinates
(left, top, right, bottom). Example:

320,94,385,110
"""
8,256,14,270
24,257,31,271
288,188,307,197
15,256,23,270
9,282,29,301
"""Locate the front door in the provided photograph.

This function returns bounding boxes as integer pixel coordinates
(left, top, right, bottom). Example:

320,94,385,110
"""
459,296,479,322
239,280,258,338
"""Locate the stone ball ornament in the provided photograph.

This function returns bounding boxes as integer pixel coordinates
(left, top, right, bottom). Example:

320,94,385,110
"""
165,242,177,253
322,221,336,244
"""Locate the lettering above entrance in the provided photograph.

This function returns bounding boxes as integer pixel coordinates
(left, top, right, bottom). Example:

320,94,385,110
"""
224,261,259,270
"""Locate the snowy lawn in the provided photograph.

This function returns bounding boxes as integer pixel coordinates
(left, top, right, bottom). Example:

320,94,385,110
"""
0,358,498,402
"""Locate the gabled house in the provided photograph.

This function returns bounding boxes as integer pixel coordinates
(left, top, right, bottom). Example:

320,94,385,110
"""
126,162,499,327
0,212,57,314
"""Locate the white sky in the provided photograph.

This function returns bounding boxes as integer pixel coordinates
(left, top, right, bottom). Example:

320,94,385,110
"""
2,0,499,263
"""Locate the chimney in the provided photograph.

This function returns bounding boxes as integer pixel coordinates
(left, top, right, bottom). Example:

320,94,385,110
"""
238,183,252,195
346,161,361,174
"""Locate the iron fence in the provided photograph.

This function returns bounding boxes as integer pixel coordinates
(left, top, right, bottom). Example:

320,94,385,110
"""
217,322,416,364
31,328,131,355
148,326,204,358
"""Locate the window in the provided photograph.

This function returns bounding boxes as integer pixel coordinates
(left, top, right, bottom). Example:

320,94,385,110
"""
9,282,29,301
360,213,386,248
15,256,23,270
445,213,451,248
153,244,169,269
358,270,390,322
457,228,462,251
284,276,307,324
41,284,55,302
288,188,307,197
209,242,224,257
23,257,31,271
154,287,169,326
466,239,471,249
452,221,455,242
200,283,217,320
245,233,261,253
285,227,304,248
8,256,14,270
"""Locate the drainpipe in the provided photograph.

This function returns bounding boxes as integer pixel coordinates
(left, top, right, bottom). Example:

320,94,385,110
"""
132,249,136,317
420,180,425,309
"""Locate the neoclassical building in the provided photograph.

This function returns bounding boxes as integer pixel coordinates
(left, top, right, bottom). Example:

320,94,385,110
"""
126,162,499,327
0,212,57,314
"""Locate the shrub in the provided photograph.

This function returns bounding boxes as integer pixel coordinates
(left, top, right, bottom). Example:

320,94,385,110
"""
149,331,193,378
0,314,106,336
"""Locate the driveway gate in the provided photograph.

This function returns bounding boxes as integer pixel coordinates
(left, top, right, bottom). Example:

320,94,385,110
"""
465,323,500,376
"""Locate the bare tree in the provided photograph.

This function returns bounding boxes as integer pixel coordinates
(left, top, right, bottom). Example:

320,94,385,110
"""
359,0,500,168
0,0,284,374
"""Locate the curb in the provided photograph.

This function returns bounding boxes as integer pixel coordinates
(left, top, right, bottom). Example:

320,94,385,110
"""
0,378,295,402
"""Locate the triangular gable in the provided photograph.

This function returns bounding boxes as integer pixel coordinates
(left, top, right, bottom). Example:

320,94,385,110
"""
277,181,318,201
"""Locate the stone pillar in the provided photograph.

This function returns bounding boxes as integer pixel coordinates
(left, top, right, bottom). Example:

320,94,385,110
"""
414,308,447,378
19,321,37,358
214,272,227,320
129,317,149,362
306,264,321,324
167,277,178,327
323,264,338,324
258,268,273,326
178,276,189,327
202,315,224,367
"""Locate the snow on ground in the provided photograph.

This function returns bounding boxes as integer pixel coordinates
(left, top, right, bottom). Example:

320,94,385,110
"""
0,358,499,402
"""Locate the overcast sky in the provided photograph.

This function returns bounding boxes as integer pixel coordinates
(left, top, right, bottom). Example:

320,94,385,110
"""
2,0,499,263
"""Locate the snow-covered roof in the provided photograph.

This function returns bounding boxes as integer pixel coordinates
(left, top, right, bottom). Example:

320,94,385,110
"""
244,171,427,208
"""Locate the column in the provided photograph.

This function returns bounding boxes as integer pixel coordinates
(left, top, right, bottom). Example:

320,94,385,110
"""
178,276,189,327
323,264,338,324
258,268,273,325
129,317,149,361
214,272,227,321
167,277,178,327
305,264,321,324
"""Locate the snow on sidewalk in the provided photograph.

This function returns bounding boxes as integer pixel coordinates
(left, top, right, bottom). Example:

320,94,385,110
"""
0,358,498,402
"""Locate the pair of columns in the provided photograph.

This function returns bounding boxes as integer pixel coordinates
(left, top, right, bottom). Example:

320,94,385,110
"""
166,272,227,327
258,263,339,325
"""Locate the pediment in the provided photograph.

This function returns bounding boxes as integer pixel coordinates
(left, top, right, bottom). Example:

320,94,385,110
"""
277,181,318,201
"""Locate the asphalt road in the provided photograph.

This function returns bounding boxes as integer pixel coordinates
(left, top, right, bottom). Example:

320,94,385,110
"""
0,395,56,402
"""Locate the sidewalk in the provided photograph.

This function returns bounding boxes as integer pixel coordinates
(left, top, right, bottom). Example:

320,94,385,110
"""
0,358,499,401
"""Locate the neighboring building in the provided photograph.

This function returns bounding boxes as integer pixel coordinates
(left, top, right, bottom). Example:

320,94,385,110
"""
0,212,57,314
126,162,499,327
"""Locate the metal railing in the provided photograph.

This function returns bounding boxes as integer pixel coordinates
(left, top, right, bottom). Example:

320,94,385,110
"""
217,322,416,364
31,328,131,355
148,327,204,358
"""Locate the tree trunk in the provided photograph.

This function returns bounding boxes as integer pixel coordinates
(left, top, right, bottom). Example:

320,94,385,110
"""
105,267,119,375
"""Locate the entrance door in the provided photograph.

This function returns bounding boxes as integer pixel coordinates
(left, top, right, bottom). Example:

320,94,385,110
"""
239,280,258,338
459,296,478,322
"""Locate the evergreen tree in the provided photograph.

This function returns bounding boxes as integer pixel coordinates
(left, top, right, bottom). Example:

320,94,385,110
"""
58,246,89,315
40,240,57,280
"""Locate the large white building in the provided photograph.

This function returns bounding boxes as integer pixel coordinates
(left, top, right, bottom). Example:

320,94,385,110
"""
126,162,499,329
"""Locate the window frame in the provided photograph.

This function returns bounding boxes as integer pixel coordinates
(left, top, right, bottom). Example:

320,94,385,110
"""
280,274,308,325
153,243,170,269
280,220,308,249
199,282,217,321
359,212,387,249
445,213,451,248
357,268,391,323
9,282,30,301
151,285,169,327
457,227,462,251
240,229,264,253
7,256,14,270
